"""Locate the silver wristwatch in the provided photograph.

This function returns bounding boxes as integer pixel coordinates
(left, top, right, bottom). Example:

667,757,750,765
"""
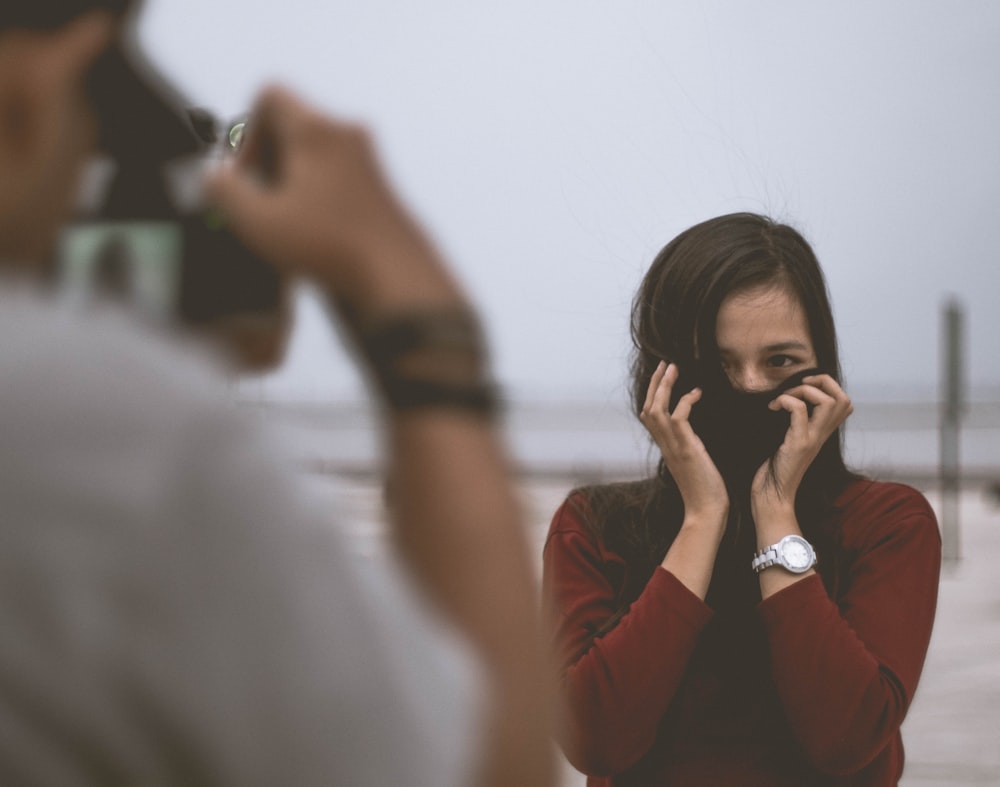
752,534,817,575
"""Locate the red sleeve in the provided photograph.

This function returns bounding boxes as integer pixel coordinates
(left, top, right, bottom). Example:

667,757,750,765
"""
542,495,713,776
758,483,941,775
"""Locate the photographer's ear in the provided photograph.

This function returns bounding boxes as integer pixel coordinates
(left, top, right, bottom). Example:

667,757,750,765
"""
0,13,114,152
0,13,113,261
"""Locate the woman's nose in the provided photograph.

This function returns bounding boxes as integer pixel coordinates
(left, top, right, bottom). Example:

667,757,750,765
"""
728,366,768,393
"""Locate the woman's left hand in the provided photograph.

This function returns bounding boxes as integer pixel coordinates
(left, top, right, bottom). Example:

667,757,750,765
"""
751,374,853,519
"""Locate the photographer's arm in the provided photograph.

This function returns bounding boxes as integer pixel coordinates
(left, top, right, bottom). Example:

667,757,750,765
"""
207,86,553,787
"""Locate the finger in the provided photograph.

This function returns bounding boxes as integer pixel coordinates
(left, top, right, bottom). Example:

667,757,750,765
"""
204,157,290,268
799,377,854,418
670,386,702,422
206,90,309,216
769,392,809,444
774,389,851,447
788,395,811,434
771,383,833,410
801,374,850,401
642,361,670,416
771,392,812,415
241,86,310,153
204,159,261,212
641,361,668,416
235,85,328,183
806,375,854,417
650,362,680,412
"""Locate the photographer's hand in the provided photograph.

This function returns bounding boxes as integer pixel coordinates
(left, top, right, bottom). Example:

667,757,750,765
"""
206,86,460,318
640,361,728,599
207,86,554,787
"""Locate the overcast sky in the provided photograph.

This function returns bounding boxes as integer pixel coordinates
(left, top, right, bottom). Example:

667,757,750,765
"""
140,0,1000,404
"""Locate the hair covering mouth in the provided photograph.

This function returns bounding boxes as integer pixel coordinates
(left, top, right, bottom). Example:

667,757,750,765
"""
689,368,825,493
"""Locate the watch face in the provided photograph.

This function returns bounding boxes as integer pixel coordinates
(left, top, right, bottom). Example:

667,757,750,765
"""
780,537,813,571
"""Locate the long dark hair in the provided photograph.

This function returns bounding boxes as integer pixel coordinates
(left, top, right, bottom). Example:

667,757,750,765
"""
578,213,860,574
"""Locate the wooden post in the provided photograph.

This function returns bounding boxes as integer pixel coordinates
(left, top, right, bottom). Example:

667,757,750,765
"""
940,298,964,562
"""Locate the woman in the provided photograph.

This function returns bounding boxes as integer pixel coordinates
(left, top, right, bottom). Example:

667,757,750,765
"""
543,213,941,786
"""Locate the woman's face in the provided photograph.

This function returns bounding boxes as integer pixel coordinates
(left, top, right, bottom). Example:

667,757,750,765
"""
714,284,817,392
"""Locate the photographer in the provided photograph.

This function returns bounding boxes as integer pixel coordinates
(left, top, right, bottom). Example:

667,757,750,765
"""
0,2,553,785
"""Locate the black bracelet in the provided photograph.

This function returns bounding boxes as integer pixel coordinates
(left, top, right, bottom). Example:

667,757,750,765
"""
352,307,499,417
380,377,500,416
363,310,485,366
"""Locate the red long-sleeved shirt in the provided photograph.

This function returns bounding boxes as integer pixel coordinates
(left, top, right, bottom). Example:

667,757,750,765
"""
543,479,941,786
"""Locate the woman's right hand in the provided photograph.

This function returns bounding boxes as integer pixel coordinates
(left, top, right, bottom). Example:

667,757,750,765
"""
640,361,729,522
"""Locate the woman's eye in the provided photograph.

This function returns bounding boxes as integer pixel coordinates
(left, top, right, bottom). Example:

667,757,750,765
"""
768,355,796,368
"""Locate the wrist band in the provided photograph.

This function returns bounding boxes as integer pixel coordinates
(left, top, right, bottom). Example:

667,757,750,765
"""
363,310,485,366
350,307,499,417
379,377,500,415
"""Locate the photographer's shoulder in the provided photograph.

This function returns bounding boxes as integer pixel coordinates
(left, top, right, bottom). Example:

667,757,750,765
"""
0,286,236,426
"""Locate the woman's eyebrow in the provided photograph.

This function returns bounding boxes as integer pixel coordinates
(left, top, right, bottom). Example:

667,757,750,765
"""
717,341,810,356
763,341,810,353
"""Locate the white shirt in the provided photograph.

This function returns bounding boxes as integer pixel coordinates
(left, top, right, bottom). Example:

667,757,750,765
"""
0,283,482,785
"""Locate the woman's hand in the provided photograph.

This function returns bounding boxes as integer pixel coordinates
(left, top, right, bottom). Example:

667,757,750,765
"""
642,362,728,599
640,361,729,522
752,373,853,519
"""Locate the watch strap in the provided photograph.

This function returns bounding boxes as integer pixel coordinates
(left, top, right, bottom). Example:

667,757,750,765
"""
751,535,816,575
751,546,781,574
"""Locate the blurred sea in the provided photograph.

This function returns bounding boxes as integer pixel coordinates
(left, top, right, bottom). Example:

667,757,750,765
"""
248,396,1000,487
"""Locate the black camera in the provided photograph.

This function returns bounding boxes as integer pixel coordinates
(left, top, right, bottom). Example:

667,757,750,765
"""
58,112,281,326
56,24,281,327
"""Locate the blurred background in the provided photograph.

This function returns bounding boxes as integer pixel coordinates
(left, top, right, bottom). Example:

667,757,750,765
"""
139,2,998,784
142,1,999,405
140,0,999,481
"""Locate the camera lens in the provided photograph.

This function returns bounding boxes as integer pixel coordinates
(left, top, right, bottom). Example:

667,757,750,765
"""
227,121,246,151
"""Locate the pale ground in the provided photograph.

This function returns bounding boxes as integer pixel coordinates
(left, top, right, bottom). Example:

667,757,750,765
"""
897,488,1000,786
329,475,1000,786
